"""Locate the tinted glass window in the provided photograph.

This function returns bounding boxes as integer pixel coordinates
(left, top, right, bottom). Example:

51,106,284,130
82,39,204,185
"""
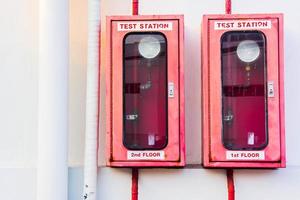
123,33,168,150
221,31,268,150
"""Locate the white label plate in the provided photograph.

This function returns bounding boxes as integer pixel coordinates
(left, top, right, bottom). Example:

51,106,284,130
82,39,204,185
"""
214,20,271,30
268,81,275,97
226,151,265,160
127,151,165,160
168,82,175,98
118,21,173,31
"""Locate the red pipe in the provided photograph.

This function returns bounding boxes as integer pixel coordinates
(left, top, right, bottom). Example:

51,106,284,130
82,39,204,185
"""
225,0,232,14
132,168,139,200
132,0,139,15
226,169,235,200
225,0,233,199
131,1,138,200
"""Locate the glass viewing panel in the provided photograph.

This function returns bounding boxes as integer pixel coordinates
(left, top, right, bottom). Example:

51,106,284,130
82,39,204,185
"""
221,31,268,150
123,32,168,150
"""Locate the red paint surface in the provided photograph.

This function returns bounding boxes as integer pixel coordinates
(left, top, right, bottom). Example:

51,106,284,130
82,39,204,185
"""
132,0,139,15
106,15,185,167
226,169,235,200
225,0,231,14
132,168,139,200
201,14,285,168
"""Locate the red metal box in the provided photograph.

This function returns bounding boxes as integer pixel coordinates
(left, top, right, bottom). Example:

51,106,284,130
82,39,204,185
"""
106,15,185,167
202,14,285,168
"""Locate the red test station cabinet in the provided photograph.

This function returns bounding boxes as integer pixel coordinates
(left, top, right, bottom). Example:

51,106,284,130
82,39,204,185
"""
106,15,185,167
202,14,285,168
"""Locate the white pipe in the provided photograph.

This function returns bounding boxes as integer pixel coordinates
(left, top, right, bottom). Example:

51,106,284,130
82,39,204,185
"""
83,0,101,199
37,0,69,199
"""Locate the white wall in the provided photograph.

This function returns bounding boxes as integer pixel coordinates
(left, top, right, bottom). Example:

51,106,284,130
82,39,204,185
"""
69,0,88,167
0,0,37,199
69,0,300,200
0,0,300,200
0,0,38,168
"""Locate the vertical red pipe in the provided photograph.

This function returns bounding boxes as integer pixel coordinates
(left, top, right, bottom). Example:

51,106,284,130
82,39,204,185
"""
226,169,235,200
132,0,139,157
132,0,139,15
132,168,139,200
225,0,234,199
225,0,232,14
131,1,139,200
